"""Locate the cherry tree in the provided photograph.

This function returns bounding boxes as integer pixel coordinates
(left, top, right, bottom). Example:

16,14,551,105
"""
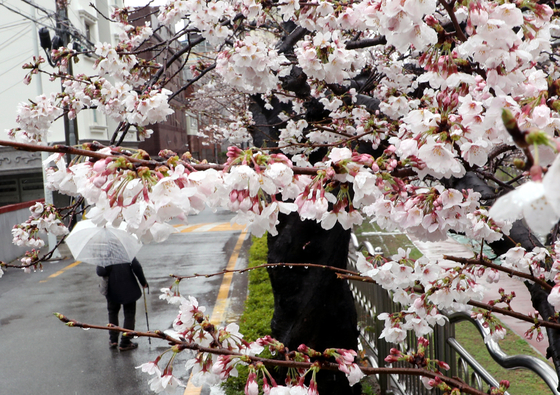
2,0,560,394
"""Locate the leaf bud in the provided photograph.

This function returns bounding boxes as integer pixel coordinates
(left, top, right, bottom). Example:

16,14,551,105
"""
501,108,527,148
513,158,525,169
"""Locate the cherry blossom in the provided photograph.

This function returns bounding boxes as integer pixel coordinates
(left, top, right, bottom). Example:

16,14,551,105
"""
6,0,560,392
489,155,560,235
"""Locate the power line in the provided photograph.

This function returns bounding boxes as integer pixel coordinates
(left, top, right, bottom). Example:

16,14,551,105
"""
0,1,93,53
20,0,54,19
0,19,30,30
0,56,31,79
0,77,24,96
0,47,32,65
0,24,32,52
0,1,53,29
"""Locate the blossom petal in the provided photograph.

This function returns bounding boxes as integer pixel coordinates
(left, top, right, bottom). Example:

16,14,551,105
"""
488,182,544,222
543,155,560,216
522,195,559,235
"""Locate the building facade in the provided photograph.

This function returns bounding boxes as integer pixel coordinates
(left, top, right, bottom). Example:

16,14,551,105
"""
0,0,130,206
0,1,225,207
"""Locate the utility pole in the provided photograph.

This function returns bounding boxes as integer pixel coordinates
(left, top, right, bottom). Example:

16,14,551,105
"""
37,2,81,230
31,4,60,258
55,0,79,148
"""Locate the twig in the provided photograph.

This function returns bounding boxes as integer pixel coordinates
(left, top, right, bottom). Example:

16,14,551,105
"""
443,255,553,292
473,169,515,191
467,300,560,329
55,314,489,395
0,139,322,176
171,262,360,281
169,63,217,102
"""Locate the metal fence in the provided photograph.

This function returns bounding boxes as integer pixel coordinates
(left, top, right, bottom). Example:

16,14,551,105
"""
348,234,559,395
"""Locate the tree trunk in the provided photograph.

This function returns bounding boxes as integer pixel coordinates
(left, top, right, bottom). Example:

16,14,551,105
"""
267,212,361,395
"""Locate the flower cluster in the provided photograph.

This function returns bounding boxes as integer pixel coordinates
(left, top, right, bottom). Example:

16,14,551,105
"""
94,42,139,82
294,31,366,85
150,291,365,395
11,202,68,249
7,93,63,144
158,0,235,45
356,246,499,342
216,35,290,94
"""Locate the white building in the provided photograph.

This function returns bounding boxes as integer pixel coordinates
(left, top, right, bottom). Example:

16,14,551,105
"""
0,0,135,206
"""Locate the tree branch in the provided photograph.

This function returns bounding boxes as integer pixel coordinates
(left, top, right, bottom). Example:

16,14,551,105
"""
345,36,387,50
55,314,490,395
438,0,467,42
443,255,552,292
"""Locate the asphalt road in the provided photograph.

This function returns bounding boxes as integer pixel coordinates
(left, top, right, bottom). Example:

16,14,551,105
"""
0,208,251,395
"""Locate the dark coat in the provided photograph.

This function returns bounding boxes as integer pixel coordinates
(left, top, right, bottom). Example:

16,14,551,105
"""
96,258,148,305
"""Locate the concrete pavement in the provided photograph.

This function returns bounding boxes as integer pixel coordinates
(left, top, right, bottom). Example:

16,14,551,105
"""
0,209,250,395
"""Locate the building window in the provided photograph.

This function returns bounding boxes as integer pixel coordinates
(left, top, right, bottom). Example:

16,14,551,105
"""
186,113,199,135
85,22,93,42
79,9,98,44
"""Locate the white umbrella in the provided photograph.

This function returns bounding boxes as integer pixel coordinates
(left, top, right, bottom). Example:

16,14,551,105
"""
65,220,142,266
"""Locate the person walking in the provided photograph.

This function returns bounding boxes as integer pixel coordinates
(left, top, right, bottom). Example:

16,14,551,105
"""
97,258,148,351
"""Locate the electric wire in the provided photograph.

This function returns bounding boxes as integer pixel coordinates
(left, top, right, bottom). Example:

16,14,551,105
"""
0,19,30,30
0,24,32,52
20,0,54,19
0,50,34,79
1,1,93,52
0,1,53,29
0,77,25,96
0,48,31,65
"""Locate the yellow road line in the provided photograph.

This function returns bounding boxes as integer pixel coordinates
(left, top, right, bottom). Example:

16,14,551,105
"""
210,229,247,324
177,222,247,233
180,223,211,233
182,380,202,395
210,223,246,232
184,229,248,395
39,261,81,283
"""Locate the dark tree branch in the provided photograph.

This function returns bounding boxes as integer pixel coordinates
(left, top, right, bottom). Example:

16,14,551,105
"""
276,26,309,54
169,63,217,102
443,255,552,292
345,36,387,50
55,315,489,395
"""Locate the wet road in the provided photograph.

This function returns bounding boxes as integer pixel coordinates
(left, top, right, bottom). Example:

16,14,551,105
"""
0,209,250,395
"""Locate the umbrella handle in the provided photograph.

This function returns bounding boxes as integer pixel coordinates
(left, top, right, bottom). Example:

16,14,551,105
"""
143,287,151,345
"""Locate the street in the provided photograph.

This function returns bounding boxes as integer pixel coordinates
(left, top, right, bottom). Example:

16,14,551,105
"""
0,209,251,395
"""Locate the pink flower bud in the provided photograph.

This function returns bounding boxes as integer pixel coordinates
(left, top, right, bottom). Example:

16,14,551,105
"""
438,361,450,370
93,159,108,173
297,344,309,353
93,175,107,188
384,355,399,363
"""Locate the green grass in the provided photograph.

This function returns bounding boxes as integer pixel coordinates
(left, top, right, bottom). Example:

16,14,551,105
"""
222,235,274,395
236,235,274,342
455,320,554,395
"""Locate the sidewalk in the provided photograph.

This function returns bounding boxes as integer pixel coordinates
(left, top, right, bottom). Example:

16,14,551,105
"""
409,235,549,358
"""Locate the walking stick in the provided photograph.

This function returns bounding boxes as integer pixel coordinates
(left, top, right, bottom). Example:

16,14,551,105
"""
143,286,151,345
